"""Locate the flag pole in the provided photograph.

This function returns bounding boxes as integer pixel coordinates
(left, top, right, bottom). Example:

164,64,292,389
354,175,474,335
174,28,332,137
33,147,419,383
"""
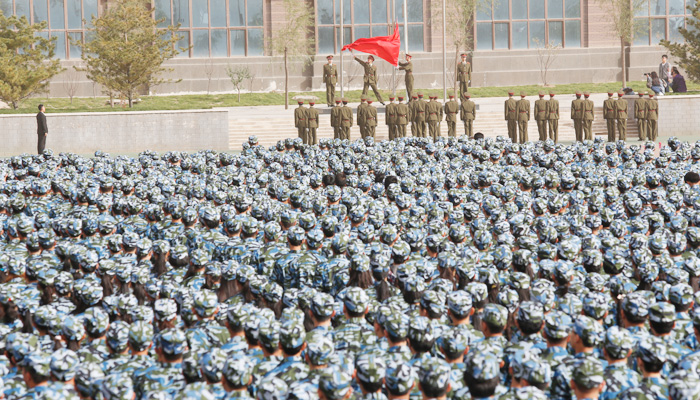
442,0,447,102
340,1,344,98
391,0,396,97
403,0,408,53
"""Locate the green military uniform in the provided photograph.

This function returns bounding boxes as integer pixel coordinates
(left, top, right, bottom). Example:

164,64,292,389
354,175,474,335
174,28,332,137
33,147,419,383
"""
357,97,369,139
385,97,397,140
571,93,584,142
460,94,475,138
444,95,459,137
294,102,308,144
534,92,548,141
516,92,530,144
398,56,414,101
646,93,658,141
616,92,628,141
583,93,595,141
354,56,384,104
427,96,443,140
505,93,517,143
457,55,471,99
635,94,647,141
330,98,341,139
307,102,319,145
547,93,559,142
414,94,427,138
339,99,353,140
409,96,418,136
603,93,617,142
365,100,377,138
322,56,338,107
395,97,409,138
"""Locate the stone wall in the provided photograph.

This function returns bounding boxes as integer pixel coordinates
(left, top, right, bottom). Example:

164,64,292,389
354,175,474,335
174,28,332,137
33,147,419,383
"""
658,95,700,138
0,109,228,156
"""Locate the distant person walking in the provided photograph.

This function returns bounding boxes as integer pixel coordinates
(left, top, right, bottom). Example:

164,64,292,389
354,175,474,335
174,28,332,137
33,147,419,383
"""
671,67,687,93
659,54,671,93
36,104,48,154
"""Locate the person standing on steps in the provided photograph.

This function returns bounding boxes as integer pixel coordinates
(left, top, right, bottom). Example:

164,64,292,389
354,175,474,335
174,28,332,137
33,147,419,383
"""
307,102,319,145
365,99,377,138
457,53,471,100
616,92,628,141
444,93,459,138
353,53,385,105
386,97,397,140
571,92,584,142
331,98,342,139
534,92,548,142
505,92,517,143
414,93,427,138
396,97,409,138
603,92,617,142
36,104,48,155
294,101,308,144
635,92,647,141
323,55,338,107
460,93,475,139
646,92,658,141
547,92,559,143
357,96,369,139
339,98,353,140
398,54,414,101
516,92,530,144
583,92,595,141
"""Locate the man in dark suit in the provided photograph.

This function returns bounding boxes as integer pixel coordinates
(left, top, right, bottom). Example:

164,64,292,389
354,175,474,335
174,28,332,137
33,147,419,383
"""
36,104,48,154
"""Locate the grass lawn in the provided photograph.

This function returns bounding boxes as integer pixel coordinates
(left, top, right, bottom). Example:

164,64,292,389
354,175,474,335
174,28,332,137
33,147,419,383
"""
2,81,698,114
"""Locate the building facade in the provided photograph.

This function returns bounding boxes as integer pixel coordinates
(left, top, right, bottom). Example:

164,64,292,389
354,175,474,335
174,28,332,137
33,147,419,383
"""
1,0,689,96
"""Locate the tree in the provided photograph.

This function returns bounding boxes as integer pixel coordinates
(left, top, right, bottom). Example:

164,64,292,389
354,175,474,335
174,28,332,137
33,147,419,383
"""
267,0,314,109
76,0,183,108
602,0,646,87
533,38,561,86
0,12,62,109
63,69,80,104
226,65,252,102
661,1,700,82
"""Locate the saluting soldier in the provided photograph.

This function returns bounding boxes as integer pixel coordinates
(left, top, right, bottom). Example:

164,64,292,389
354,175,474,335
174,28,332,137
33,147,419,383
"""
547,92,559,143
505,91,517,143
457,53,471,99
646,92,659,141
635,92,647,141
603,92,617,142
398,54,414,101
444,94,459,137
534,92,548,141
353,54,385,105
294,100,308,144
307,101,319,145
460,93,476,138
365,99,377,138
571,92,584,142
409,95,418,136
516,92,530,144
339,98,353,140
427,96,443,140
583,92,595,141
396,96,409,138
386,96,397,140
414,93,428,138
616,92,628,141
357,96,369,139
323,55,338,107
330,98,342,139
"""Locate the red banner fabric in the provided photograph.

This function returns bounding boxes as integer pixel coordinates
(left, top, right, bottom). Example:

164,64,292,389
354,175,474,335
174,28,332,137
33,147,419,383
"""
341,23,401,66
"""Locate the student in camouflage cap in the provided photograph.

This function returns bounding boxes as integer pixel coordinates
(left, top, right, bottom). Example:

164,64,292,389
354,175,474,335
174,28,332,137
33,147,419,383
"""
319,369,353,400
354,353,386,400
541,311,572,369
417,358,451,400
600,326,640,400
620,336,669,400
100,373,136,400
385,364,415,399
464,353,502,400
571,358,605,400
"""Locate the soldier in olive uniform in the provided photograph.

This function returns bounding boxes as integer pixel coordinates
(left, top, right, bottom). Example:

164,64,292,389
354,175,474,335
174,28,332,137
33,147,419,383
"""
365,99,377,138
398,54,414,101
505,91,517,143
534,92,548,141
516,92,530,144
414,93,427,138
357,96,369,139
635,92,647,141
646,92,659,141
323,55,338,107
603,92,617,142
330,98,341,139
307,101,319,145
547,92,559,142
353,54,385,105
457,53,471,99
444,94,459,137
427,96,443,140
339,98,353,140
460,93,476,138
616,92,628,141
409,95,418,136
396,97,409,138
294,101,308,144
571,92,584,142
583,92,595,141
386,96,397,140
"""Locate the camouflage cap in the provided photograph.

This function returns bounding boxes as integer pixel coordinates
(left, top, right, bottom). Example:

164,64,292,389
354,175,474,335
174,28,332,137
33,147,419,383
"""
311,293,335,319
384,314,409,339
467,352,500,381
447,290,473,316
522,357,552,386
307,336,334,366
193,289,219,318
482,303,508,329
200,348,227,382
106,321,129,352
408,316,435,344
572,358,604,390
158,328,188,355
385,364,416,395
280,319,306,348
223,353,253,387
128,320,154,352
75,362,105,398
517,301,544,325
510,387,548,400
582,292,608,320
50,348,79,381
670,283,694,307
603,326,634,360
637,335,668,364
99,373,135,400
418,358,451,392
154,298,178,321
440,328,470,356
25,351,51,378
572,315,603,345
544,310,573,340
420,290,446,316
344,287,369,314
355,352,386,385
649,301,676,324
319,369,353,400
621,292,650,319
62,315,86,341
668,370,700,400
257,377,288,400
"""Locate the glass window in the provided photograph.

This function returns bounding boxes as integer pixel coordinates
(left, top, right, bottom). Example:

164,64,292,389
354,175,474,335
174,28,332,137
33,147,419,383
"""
530,20,545,46
371,24,386,36
636,0,649,16
247,0,262,25
565,0,580,17
15,0,30,21
565,19,580,46
408,24,423,51
494,0,509,20
395,0,403,23
634,19,649,44
650,0,665,15
669,17,684,41
52,31,66,58
155,0,171,27
407,0,421,22
230,29,245,55
230,0,244,26
192,0,208,28
651,17,665,43
548,21,562,45
318,0,333,24
176,32,190,57
336,0,350,24
50,0,64,29
354,25,370,40
318,26,334,54
548,0,563,18
512,0,527,19
173,0,189,27
477,3,492,21
34,0,47,23
512,21,528,48
371,0,387,23
354,0,369,23
477,22,492,50
193,30,209,57
669,0,684,14
0,0,10,18
83,0,97,25
530,0,545,19
68,31,81,58
248,27,263,55
211,29,227,56
495,22,508,48
211,0,226,27
67,0,81,29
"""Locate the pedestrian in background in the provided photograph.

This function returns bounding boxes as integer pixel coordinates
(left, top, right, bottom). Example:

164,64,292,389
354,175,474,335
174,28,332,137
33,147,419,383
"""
36,104,48,155
659,54,671,93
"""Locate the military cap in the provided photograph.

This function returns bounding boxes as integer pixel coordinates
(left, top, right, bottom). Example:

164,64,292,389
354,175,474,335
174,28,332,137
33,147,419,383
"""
465,93,471,98
100,373,135,400
517,301,544,325
572,358,604,390
259,320,280,349
75,362,105,398
520,91,527,97
449,93,454,98
583,92,590,97
257,377,288,400
420,290,445,316
25,351,51,378
544,310,572,340
327,55,333,59
417,92,424,97
637,335,668,364
384,314,409,339
467,352,500,381
334,98,341,103
447,290,473,316
482,303,508,329
621,292,650,319
538,91,545,97
367,99,373,103
33,305,59,331
307,336,334,366
50,348,79,381
355,353,386,385
193,289,219,317
158,328,188,355
154,298,178,321
466,282,488,303
311,293,336,318
386,364,416,394
649,301,675,324
297,100,304,104
344,287,369,314
649,92,654,97
320,369,353,400
342,98,348,103
280,319,306,348
607,92,614,96
522,357,552,386
549,92,555,96
63,315,86,341
670,283,694,307
223,353,253,387
572,315,603,345
200,348,226,382
408,316,435,344
419,358,451,393
397,96,404,101
508,91,515,96
603,326,634,359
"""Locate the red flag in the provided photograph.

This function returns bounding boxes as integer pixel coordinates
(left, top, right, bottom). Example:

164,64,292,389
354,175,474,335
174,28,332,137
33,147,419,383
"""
342,23,401,66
